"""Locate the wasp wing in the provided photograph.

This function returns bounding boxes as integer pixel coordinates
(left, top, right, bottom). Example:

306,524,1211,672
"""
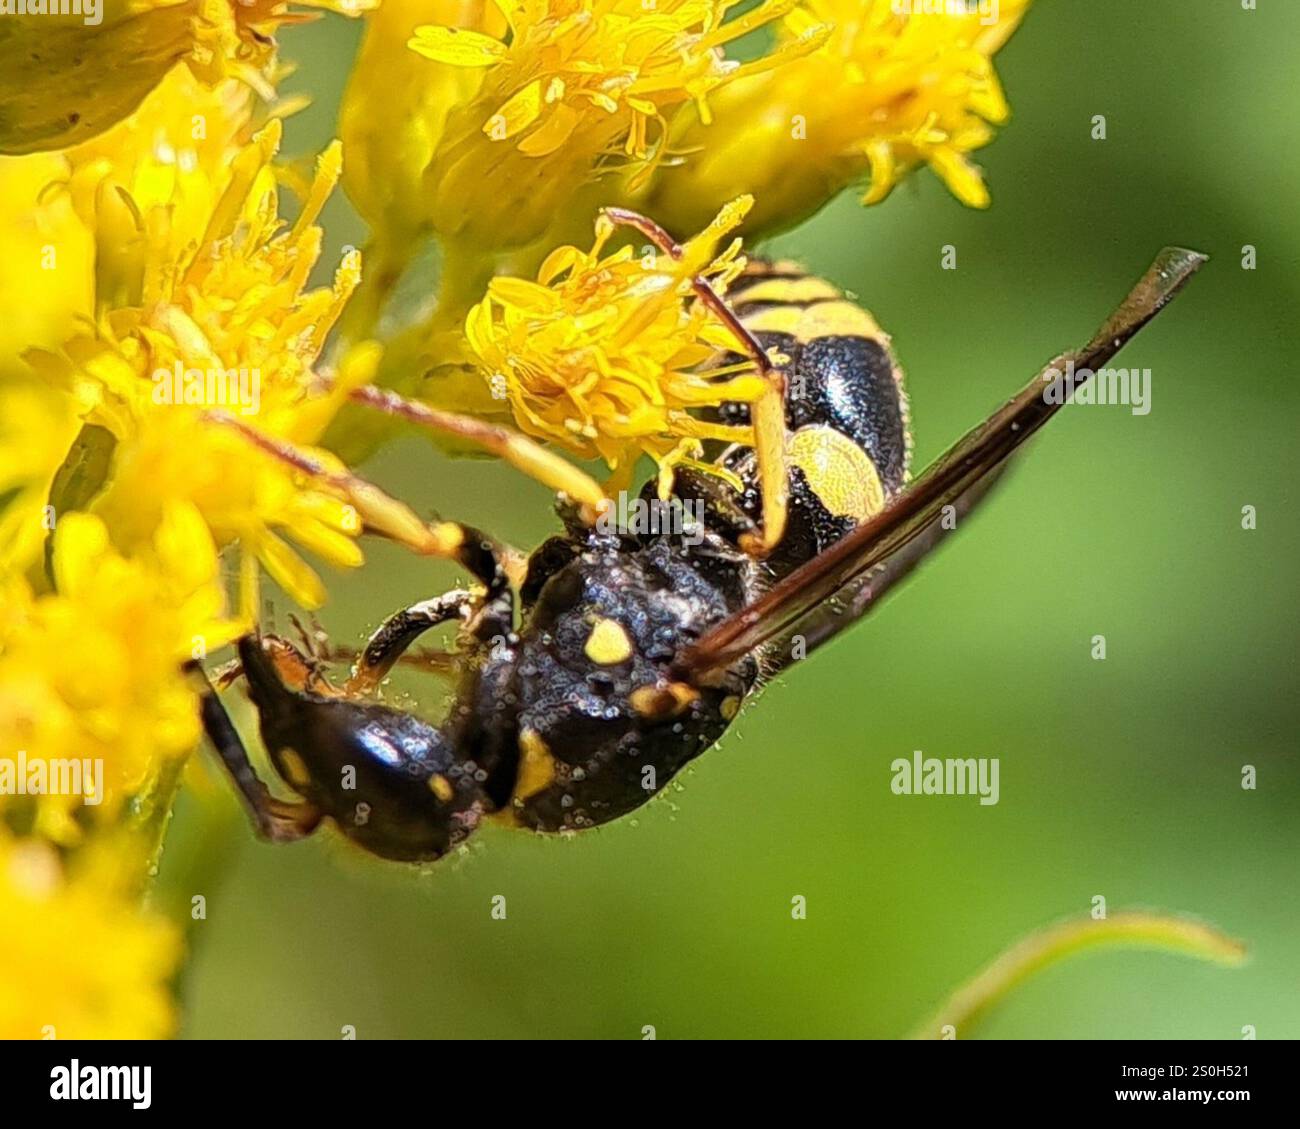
760,465,1008,674
673,247,1207,681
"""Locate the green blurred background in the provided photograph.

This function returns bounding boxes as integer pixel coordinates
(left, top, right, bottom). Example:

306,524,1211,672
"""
160,0,1300,1038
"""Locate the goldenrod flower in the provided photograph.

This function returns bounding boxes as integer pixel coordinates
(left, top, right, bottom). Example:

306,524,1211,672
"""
0,72,362,613
0,383,81,574
65,65,257,310
0,152,95,372
0,67,253,380
644,0,1031,237
463,197,769,495
38,120,367,613
342,0,505,262
0,833,181,1038
0,512,240,841
408,0,826,252
190,0,379,99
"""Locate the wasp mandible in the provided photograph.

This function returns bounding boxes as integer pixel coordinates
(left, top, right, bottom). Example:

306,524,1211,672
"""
196,221,1205,862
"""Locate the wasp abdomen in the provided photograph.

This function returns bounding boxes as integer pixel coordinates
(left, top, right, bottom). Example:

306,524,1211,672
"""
237,636,494,862
713,262,912,574
732,262,910,489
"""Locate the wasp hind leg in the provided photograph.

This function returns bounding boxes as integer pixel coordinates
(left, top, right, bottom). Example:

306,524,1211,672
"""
188,662,322,843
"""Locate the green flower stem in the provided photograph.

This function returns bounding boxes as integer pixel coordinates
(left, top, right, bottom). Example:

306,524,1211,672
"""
910,911,1248,1040
431,236,497,335
128,753,188,897
336,234,414,350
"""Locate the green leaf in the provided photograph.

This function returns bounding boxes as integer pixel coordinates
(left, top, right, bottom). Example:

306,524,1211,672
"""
44,423,117,587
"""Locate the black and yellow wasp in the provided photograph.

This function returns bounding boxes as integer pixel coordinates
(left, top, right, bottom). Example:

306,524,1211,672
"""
197,217,1204,862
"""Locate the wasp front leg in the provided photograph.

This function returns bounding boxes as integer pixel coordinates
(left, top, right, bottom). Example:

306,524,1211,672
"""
344,589,475,694
207,414,521,626
345,385,611,526
189,663,322,843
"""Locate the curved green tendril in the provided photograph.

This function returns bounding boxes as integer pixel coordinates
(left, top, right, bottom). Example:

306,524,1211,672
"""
910,911,1248,1040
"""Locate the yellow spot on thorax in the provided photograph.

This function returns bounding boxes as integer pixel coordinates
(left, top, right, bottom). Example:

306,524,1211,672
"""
428,774,455,803
584,616,634,664
787,425,886,523
514,728,557,803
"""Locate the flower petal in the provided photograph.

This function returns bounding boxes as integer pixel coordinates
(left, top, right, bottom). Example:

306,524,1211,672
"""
408,26,507,68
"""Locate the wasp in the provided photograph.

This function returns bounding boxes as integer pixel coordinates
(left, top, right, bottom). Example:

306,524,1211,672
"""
196,217,1205,862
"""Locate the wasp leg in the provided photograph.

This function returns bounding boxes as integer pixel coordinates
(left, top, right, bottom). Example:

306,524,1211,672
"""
205,411,469,553
205,413,519,626
188,663,322,843
345,385,610,526
287,612,326,661
601,206,788,557
321,644,461,682
670,465,761,548
343,589,474,695
211,657,245,690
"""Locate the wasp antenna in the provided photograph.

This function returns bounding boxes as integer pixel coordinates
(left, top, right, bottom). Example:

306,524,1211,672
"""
600,206,788,554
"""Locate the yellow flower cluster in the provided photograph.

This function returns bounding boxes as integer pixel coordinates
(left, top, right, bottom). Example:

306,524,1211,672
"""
1,512,240,842
0,5,374,1037
644,0,1033,235
7,80,371,615
0,0,373,155
405,0,825,248
339,0,1031,481
59,116,367,614
0,832,182,1039
0,1,1037,1038
464,196,762,492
